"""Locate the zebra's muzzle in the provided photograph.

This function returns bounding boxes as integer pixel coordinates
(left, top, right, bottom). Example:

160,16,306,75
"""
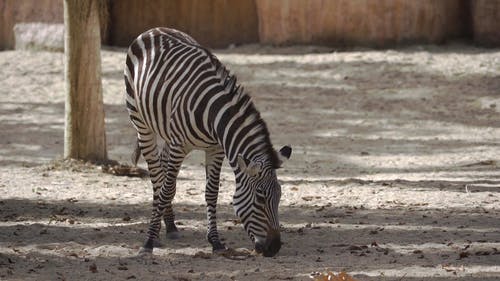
254,230,281,257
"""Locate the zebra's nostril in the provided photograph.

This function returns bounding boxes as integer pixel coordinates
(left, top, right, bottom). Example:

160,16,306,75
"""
254,242,265,254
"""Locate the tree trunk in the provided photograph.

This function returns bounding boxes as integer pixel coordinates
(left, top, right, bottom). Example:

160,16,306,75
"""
63,0,107,162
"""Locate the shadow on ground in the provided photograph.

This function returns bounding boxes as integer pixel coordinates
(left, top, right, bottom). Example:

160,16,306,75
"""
1,195,499,280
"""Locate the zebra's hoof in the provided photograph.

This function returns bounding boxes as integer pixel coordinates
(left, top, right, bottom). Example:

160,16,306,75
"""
212,242,227,253
166,231,181,240
153,239,164,247
213,247,228,254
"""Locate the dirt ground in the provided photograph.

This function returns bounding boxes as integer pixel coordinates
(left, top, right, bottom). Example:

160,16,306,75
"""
0,44,499,281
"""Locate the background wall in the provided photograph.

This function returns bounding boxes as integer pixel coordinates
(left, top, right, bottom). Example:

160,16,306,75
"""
256,0,470,47
109,0,258,48
471,0,500,46
0,0,498,50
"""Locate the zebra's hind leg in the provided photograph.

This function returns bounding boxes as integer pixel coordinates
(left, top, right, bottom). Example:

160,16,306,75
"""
160,144,181,240
204,148,226,253
143,144,188,253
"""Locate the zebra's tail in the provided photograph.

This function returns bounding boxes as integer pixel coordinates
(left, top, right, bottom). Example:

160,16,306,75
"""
131,138,141,166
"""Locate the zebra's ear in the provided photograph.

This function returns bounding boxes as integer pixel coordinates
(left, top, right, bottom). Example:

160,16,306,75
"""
237,154,261,177
276,145,292,168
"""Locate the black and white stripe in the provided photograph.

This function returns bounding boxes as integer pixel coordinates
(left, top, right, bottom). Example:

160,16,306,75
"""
124,28,291,257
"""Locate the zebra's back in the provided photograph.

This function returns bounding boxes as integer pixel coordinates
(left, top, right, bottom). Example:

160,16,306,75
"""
124,27,227,148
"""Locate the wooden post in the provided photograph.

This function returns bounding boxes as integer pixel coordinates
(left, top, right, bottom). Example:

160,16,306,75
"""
63,0,107,162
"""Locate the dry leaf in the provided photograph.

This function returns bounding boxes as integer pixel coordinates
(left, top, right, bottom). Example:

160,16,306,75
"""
218,247,257,260
442,264,465,273
101,164,148,178
337,271,358,281
193,251,211,259
311,271,359,281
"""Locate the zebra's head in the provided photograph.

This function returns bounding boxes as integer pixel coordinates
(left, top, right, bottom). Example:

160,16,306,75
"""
236,145,292,257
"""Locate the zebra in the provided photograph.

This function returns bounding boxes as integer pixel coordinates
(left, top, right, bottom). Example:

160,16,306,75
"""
124,27,292,257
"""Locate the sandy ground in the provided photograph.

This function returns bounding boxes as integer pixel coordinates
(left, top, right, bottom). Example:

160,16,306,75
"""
0,44,499,281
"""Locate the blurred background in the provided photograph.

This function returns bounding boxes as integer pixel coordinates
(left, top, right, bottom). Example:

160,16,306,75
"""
1,0,499,51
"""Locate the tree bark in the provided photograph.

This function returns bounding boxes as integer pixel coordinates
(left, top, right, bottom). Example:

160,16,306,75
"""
63,0,107,162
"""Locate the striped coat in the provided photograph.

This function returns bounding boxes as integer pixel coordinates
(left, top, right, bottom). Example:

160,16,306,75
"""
124,28,291,257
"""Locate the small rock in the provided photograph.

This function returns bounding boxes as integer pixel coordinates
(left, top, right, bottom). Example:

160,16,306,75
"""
89,263,98,273
347,245,363,251
475,251,490,256
458,251,469,259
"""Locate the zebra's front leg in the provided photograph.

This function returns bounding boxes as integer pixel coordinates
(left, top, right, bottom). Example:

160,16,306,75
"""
205,148,226,253
142,145,188,254
134,131,166,256
160,144,181,240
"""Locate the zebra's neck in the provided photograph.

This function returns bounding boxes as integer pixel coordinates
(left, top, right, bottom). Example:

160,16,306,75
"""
210,80,278,173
